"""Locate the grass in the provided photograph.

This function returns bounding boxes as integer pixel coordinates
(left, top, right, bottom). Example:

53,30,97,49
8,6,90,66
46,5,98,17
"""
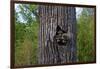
15,21,39,66
77,16,95,62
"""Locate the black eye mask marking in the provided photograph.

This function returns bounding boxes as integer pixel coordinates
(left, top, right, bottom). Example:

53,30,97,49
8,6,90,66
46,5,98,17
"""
54,25,69,46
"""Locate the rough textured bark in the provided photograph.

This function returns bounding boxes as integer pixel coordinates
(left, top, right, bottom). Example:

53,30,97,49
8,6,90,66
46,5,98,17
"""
38,5,77,64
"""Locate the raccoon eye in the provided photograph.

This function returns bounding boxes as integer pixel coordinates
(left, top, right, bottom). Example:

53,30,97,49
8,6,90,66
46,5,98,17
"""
62,35,67,38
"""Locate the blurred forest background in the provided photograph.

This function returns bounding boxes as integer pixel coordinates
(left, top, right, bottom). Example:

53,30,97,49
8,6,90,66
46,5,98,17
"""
14,4,95,66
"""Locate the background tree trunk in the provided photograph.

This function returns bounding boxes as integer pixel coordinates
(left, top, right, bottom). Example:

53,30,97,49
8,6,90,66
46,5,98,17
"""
38,5,77,64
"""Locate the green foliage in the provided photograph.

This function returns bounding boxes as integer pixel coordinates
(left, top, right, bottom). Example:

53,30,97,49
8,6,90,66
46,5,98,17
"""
15,4,39,66
77,8,95,62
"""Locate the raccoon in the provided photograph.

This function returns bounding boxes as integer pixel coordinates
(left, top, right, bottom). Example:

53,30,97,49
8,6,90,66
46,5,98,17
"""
53,25,71,46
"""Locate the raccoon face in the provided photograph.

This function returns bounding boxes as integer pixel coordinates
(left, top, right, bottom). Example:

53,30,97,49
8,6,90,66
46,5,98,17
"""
54,25,69,46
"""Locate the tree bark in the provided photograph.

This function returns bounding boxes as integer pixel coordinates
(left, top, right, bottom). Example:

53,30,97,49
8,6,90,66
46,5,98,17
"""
38,5,77,64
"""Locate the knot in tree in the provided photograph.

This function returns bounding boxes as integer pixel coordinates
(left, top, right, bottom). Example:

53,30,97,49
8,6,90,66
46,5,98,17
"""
53,25,71,46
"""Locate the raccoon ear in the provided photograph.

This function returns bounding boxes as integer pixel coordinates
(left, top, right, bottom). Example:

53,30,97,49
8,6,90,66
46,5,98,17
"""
56,25,62,32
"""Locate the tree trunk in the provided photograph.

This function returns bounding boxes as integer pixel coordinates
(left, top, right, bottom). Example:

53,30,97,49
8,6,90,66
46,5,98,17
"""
38,5,77,64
